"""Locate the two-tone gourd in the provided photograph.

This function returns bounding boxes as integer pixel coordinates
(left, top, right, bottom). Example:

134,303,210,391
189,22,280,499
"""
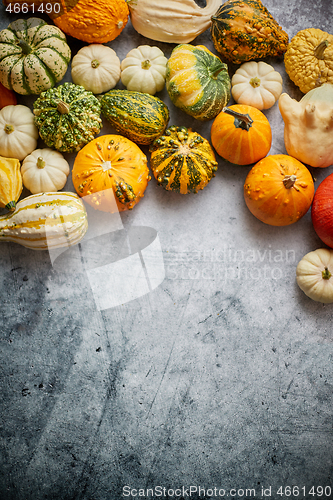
33,82,102,153
211,0,288,64
0,17,71,95
166,44,231,121
149,126,218,194
0,192,88,250
100,90,169,145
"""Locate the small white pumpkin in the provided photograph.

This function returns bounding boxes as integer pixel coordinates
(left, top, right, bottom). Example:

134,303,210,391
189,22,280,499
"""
121,45,167,95
296,248,333,303
71,44,121,94
231,61,283,110
0,105,38,161
21,148,70,194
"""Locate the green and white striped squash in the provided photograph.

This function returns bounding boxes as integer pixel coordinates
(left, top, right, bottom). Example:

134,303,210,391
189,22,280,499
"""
33,82,102,153
0,191,88,250
0,17,71,95
166,44,231,121
100,89,169,145
149,126,218,194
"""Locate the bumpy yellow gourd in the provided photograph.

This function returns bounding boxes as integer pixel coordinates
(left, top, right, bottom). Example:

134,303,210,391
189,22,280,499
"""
284,28,333,94
0,156,22,211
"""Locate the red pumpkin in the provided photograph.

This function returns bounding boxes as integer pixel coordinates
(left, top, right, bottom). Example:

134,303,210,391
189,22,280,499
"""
312,173,333,248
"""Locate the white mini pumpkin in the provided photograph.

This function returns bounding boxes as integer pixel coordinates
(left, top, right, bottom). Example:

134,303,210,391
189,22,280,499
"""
71,44,121,94
121,45,167,95
0,105,38,161
296,248,333,303
21,148,70,194
231,61,283,110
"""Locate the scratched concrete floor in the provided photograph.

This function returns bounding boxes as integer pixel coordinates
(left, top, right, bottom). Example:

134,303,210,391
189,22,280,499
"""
1,1,333,499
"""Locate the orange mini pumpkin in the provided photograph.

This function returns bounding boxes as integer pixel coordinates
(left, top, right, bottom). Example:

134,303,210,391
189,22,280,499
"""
244,154,314,226
210,104,272,165
3,0,130,43
72,135,150,213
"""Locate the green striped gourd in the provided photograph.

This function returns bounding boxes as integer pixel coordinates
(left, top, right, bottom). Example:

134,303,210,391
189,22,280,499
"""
166,44,231,121
0,192,88,250
33,82,102,153
100,89,169,145
149,126,218,194
0,17,71,95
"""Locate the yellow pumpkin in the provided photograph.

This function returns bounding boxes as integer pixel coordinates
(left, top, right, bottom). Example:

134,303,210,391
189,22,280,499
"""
72,135,150,213
0,156,22,211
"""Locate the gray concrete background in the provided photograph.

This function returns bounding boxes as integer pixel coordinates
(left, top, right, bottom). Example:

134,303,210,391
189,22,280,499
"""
0,1,333,499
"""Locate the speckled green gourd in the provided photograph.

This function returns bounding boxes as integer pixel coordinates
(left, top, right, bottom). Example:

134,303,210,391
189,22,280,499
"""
100,90,169,145
0,17,71,95
33,82,102,153
149,126,218,194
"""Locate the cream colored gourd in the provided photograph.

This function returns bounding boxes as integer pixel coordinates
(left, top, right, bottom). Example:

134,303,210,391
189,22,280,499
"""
296,248,333,303
231,61,283,110
0,105,38,161
127,0,221,43
0,192,88,250
71,44,121,94
21,149,70,194
121,45,167,95
279,83,333,168
0,156,22,211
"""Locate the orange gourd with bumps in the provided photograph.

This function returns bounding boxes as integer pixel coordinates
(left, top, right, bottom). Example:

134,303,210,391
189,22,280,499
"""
72,135,150,213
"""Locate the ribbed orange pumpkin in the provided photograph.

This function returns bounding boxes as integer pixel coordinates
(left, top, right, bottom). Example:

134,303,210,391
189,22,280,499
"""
244,154,315,226
3,0,129,43
210,104,272,165
72,135,150,213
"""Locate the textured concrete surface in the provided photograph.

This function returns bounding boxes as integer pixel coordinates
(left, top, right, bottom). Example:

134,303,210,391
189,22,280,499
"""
1,1,333,499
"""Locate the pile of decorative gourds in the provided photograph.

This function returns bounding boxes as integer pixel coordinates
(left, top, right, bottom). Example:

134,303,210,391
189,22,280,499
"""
1,0,333,303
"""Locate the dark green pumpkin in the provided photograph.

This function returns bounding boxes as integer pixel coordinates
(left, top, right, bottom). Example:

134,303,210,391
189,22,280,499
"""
166,44,230,121
211,0,288,64
149,126,218,194
33,82,102,153
100,90,169,145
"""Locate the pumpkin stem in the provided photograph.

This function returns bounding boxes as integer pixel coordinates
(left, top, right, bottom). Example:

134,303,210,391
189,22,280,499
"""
37,157,46,169
4,124,14,134
322,267,332,280
141,59,151,70
250,77,261,88
91,59,100,69
314,40,329,59
222,106,253,131
57,100,70,114
17,39,32,55
283,174,297,189
211,67,224,79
